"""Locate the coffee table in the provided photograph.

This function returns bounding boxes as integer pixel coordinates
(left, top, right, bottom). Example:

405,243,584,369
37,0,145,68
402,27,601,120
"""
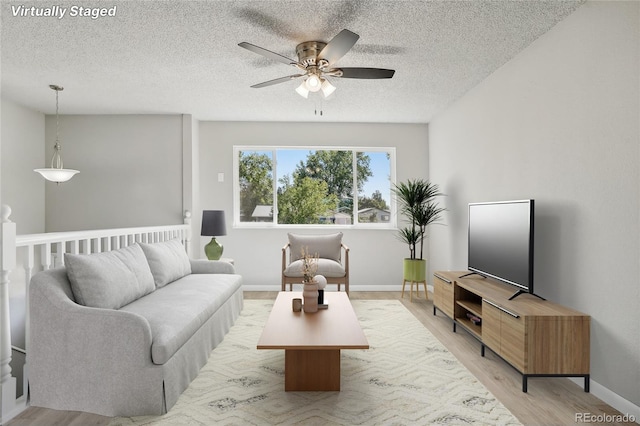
257,291,369,391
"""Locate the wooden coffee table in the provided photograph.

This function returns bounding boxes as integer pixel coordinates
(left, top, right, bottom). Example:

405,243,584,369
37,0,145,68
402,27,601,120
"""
257,291,369,391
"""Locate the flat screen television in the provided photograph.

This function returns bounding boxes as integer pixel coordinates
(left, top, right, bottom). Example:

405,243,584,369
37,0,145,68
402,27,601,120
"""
465,199,541,300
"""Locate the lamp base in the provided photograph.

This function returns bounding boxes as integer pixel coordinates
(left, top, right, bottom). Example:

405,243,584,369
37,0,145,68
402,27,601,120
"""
204,237,223,260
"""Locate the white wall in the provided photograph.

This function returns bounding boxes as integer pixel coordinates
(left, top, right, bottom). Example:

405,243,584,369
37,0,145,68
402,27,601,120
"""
1,97,46,398
429,0,639,412
1,98,45,234
199,121,430,290
44,115,185,231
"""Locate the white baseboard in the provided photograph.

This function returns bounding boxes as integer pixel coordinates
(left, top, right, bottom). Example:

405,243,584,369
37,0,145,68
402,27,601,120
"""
570,377,640,421
0,394,27,425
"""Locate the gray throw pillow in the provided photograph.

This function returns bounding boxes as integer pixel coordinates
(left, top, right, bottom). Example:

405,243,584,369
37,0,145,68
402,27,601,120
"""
140,238,192,288
65,243,155,309
288,232,343,262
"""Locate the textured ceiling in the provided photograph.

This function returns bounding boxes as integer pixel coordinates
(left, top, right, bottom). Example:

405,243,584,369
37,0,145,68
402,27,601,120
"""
1,0,584,123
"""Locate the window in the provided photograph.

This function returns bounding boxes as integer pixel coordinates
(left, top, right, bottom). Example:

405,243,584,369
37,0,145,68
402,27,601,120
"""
234,146,395,227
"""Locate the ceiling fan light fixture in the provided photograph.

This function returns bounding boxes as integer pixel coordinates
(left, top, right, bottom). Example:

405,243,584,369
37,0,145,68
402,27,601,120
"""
320,79,336,98
295,81,309,98
305,74,322,92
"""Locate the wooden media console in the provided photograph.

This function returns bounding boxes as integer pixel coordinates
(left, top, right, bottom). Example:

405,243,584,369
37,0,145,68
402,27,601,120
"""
433,271,590,392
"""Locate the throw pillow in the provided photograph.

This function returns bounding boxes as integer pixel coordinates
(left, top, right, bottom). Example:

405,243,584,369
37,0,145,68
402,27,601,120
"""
65,243,155,309
140,238,192,288
288,232,343,262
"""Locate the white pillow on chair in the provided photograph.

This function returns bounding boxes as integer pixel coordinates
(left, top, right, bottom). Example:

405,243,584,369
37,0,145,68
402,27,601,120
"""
288,232,343,262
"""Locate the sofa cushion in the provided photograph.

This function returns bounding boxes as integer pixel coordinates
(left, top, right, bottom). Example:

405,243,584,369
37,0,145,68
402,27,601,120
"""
65,244,155,309
288,232,342,262
140,239,191,288
119,273,242,365
284,258,346,278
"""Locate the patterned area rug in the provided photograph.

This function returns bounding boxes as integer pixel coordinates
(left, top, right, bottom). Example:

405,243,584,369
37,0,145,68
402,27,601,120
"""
110,299,521,425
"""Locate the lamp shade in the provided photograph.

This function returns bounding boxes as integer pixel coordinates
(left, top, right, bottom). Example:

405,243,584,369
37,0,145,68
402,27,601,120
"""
34,168,79,183
201,210,226,237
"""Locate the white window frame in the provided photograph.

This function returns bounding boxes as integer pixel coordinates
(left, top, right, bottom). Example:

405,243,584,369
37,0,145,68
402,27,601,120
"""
233,145,397,229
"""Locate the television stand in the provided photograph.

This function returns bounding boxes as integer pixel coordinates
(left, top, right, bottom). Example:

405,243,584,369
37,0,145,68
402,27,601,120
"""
433,271,590,392
508,289,545,301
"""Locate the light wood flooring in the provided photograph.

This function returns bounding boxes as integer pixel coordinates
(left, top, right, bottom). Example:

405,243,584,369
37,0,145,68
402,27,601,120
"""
7,291,631,426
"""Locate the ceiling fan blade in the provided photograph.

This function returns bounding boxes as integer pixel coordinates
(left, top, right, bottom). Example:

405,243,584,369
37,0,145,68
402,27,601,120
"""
337,68,395,79
250,74,305,88
317,29,359,65
239,42,298,66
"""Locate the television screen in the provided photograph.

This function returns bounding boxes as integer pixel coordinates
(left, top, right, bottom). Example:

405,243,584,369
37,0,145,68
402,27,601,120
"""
467,200,534,295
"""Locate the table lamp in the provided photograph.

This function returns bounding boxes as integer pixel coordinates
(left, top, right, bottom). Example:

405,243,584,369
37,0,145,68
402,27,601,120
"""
201,210,227,260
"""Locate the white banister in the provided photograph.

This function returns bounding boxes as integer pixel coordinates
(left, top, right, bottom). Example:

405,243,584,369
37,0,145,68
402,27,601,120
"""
1,207,190,423
1,205,20,424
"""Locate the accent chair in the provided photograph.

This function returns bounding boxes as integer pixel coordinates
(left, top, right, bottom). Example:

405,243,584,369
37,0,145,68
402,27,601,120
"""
281,232,350,295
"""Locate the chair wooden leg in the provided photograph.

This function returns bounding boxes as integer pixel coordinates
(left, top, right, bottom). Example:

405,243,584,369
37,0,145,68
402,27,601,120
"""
423,281,428,300
401,280,407,299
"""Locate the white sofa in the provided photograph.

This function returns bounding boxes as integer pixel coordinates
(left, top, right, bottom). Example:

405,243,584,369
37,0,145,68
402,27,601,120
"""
27,239,243,417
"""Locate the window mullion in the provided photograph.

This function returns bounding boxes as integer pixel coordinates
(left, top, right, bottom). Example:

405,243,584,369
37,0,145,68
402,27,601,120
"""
352,149,358,225
272,149,278,225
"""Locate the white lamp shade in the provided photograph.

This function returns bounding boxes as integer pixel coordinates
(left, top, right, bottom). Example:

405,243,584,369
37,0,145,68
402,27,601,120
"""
320,79,336,98
34,168,79,183
295,82,309,98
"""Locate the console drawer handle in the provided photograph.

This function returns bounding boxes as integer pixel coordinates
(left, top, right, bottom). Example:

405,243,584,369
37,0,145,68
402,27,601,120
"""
483,299,520,318
434,273,452,284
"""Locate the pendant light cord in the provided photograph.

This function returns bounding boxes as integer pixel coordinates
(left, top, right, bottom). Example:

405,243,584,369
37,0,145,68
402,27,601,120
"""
51,85,63,169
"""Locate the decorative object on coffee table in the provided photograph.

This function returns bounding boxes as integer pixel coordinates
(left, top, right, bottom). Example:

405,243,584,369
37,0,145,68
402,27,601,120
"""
301,248,319,313
201,210,227,260
292,298,302,312
314,274,327,307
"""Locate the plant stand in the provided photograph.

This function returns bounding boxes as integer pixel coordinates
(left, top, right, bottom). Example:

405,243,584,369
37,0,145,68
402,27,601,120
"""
402,279,428,302
401,259,428,302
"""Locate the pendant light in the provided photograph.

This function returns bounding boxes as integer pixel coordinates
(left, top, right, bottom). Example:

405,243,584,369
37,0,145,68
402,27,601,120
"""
34,85,79,183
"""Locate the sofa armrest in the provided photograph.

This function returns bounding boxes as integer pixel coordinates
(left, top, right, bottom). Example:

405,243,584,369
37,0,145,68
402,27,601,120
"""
29,269,154,368
28,268,160,413
190,259,235,274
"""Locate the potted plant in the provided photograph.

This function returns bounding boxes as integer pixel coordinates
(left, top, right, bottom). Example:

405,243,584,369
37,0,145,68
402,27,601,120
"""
393,179,445,283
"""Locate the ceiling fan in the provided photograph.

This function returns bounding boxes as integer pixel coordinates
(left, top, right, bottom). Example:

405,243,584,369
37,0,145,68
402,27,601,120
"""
239,29,395,98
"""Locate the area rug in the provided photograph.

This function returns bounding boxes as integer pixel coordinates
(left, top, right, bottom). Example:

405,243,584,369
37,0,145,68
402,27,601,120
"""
110,299,521,425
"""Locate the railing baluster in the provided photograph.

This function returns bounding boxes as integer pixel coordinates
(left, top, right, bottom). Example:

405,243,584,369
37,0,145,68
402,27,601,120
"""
92,238,100,254
40,244,52,271
22,244,35,403
55,242,65,267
